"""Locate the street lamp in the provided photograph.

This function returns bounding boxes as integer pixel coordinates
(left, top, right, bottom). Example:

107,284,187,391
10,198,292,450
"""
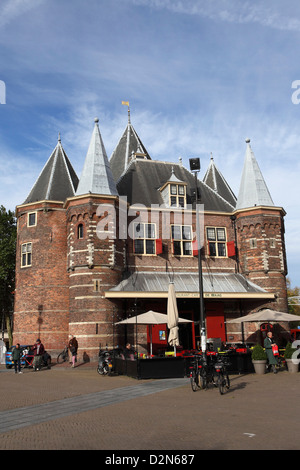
189,158,206,352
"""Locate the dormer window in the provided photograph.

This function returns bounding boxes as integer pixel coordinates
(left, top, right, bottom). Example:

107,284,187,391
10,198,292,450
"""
160,169,187,208
170,184,186,207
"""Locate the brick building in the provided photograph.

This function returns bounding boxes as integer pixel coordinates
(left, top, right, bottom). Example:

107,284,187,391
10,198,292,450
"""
13,112,288,360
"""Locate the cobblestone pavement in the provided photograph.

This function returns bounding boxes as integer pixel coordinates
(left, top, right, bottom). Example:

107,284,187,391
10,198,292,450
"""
0,363,299,451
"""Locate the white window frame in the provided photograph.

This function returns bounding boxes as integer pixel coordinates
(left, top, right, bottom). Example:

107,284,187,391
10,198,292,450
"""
206,227,227,257
27,212,37,227
21,242,32,267
171,224,193,256
133,222,156,255
169,184,186,208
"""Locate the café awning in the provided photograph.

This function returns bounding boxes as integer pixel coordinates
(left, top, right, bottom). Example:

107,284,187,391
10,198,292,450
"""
105,272,274,300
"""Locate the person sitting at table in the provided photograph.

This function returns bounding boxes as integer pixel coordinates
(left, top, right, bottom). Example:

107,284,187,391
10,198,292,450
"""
124,343,135,360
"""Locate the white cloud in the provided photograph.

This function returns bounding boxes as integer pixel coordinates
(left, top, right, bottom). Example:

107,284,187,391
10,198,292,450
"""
0,0,45,29
129,0,300,31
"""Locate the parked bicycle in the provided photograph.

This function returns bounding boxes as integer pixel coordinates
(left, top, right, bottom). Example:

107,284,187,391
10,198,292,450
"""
214,354,231,395
97,349,113,375
189,354,202,391
57,346,69,364
190,353,218,391
274,352,287,372
199,352,218,390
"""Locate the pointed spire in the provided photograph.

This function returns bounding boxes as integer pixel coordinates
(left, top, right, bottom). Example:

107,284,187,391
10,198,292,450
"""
24,136,78,204
110,106,151,182
236,139,274,210
76,118,118,197
168,166,184,183
203,153,236,208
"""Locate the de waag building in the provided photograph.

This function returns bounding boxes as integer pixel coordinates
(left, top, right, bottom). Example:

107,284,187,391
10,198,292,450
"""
13,112,288,361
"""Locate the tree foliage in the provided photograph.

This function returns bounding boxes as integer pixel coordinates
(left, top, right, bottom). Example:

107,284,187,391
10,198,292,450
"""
287,278,300,314
0,205,16,344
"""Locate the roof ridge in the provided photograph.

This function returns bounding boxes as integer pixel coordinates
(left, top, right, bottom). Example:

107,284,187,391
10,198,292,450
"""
45,143,59,200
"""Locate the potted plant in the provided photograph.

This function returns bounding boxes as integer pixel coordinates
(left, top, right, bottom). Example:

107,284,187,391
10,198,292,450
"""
284,342,299,373
251,344,267,374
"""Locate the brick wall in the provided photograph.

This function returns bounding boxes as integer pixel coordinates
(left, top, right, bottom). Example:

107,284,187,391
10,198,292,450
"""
236,207,288,312
13,202,69,354
66,195,124,361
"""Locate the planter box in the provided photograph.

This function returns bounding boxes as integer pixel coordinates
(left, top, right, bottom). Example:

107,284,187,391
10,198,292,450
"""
227,352,254,374
286,359,299,373
114,357,185,379
252,360,267,374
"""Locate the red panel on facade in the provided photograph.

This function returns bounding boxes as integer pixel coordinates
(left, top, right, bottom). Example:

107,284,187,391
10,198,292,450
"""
147,324,167,355
205,302,226,342
227,240,236,257
156,238,163,254
192,240,198,256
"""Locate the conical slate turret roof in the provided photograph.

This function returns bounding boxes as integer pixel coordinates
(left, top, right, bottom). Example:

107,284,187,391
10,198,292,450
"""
236,139,274,210
203,154,236,208
76,118,118,197
110,108,151,183
24,136,79,204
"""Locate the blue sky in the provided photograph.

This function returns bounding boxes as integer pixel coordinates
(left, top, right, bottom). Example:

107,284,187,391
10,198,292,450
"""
0,0,300,287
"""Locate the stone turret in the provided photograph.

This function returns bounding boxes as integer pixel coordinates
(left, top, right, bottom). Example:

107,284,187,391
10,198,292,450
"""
13,137,79,352
66,119,124,360
235,139,288,311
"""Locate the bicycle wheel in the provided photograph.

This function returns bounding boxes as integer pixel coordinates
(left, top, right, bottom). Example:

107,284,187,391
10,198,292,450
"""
190,370,199,391
225,373,230,390
218,372,227,395
199,369,207,389
57,352,66,364
212,369,218,387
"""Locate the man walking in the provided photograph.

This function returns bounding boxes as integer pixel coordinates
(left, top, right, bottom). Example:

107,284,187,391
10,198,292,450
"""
12,343,23,374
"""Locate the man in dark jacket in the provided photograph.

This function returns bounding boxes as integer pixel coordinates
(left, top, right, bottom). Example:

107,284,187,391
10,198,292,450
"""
264,331,278,373
12,343,23,374
32,339,45,371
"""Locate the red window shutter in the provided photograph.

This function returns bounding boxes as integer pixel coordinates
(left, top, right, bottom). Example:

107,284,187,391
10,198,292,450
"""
192,240,198,256
227,241,236,257
156,238,163,255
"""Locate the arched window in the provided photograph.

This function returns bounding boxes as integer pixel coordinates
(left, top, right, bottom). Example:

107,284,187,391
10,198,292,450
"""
78,223,84,239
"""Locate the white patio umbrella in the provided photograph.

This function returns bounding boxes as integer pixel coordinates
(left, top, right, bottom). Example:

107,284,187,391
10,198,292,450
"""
226,308,300,324
167,282,180,356
116,310,192,356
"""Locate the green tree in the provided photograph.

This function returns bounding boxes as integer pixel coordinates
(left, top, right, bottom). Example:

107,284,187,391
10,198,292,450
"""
287,277,300,328
0,205,16,346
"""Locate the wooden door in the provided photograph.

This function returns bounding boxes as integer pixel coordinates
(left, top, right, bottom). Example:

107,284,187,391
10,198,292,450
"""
205,302,226,341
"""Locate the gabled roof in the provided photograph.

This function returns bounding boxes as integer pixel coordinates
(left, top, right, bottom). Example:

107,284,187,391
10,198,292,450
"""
76,118,118,197
117,159,234,212
236,139,274,210
24,136,79,204
110,111,151,183
203,154,237,208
